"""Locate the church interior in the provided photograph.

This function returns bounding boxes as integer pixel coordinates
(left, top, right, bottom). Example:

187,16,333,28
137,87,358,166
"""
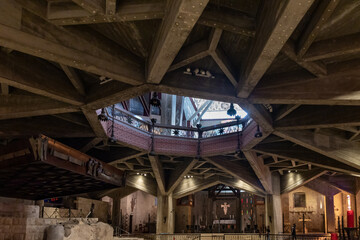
1,0,360,239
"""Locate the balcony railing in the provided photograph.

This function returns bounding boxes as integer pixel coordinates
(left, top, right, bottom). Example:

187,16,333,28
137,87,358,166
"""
105,107,252,139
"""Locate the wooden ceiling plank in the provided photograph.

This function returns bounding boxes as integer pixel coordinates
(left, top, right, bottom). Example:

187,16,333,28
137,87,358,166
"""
168,40,209,72
1,83,9,95
0,20,143,86
253,144,360,175
50,1,164,25
126,174,157,196
243,151,272,194
109,152,146,165
211,47,237,87
274,104,301,121
80,137,102,153
205,156,266,194
173,175,221,199
281,169,327,193
250,70,360,105
219,177,265,197
208,28,222,51
297,0,340,58
81,108,108,139
282,41,327,77
0,95,79,120
0,53,84,106
85,83,150,110
52,112,90,128
147,0,209,84
275,130,360,171
197,7,255,37
167,158,198,194
71,0,104,15
105,0,116,15
237,0,315,98
304,32,360,62
274,106,360,130
60,64,86,96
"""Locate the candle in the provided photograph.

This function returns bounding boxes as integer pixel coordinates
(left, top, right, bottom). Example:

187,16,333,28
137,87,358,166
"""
347,210,354,228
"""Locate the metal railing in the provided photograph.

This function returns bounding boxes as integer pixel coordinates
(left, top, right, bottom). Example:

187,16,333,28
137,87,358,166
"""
105,107,252,139
113,234,331,240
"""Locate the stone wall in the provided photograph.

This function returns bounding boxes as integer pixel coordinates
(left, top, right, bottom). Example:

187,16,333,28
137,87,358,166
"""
120,190,157,233
0,197,38,218
75,197,110,223
282,186,326,233
334,192,355,229
0,217,102,240
0,197,114,239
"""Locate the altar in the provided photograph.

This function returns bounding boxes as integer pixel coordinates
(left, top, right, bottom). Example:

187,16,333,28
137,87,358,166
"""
213,220,236,225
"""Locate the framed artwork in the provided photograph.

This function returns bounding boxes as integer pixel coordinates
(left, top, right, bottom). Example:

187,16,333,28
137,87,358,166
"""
294,192,306,208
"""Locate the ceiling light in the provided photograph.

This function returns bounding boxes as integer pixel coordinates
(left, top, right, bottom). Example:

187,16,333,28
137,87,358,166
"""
150,92,161,107
98,108,108,122
227,103,237,116
254,125,263,138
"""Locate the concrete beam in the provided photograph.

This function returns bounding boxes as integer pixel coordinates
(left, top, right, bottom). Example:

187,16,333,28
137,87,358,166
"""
148,155,166,195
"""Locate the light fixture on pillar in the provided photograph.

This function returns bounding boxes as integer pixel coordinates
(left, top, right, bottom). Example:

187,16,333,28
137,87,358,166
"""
227,103,237,116
98,108,108,122
235,115,242,157
196,124,202,159
254,125,263,138
150,92,161,107
149,118,157,156
109,105,116,143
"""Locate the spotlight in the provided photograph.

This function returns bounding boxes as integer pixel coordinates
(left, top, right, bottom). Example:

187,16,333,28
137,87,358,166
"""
144,173,147,176
150,92,161,107
254,125,263,138
98,108,108,122
227,103,237,116
137,173,139,175
288,170,291,173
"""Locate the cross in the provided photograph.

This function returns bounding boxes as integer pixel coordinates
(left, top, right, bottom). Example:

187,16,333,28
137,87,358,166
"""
221,202,230,215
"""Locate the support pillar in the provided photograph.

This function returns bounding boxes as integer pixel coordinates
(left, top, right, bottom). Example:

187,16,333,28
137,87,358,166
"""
355,177,360,226
156,189,175,234
112,195,121,227
265,173,283,233
326,195,336,233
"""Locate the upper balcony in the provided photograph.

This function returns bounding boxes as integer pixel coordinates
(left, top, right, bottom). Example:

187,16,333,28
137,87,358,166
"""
96,93,261,157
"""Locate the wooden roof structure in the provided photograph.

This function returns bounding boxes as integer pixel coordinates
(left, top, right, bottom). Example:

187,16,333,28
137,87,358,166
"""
0,135,125,200
1,0,360,197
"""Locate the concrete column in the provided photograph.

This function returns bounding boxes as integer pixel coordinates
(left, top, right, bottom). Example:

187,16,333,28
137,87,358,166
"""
355,177,360,225
266,173,283,233
112,195,121,227
326,195,336,233
167,192,175,233
156,189,175,234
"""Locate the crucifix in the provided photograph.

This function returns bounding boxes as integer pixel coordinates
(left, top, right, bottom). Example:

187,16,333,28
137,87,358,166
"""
221,202,230,215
